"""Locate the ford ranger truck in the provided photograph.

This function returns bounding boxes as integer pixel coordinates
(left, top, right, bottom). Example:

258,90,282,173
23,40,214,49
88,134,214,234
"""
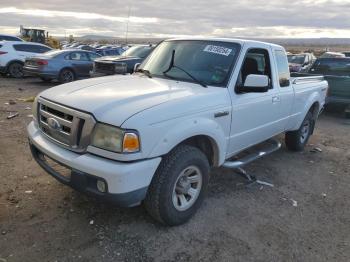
27,38,328,226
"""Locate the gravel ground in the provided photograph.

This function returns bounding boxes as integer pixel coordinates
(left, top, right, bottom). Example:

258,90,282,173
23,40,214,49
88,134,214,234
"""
0,76,349,262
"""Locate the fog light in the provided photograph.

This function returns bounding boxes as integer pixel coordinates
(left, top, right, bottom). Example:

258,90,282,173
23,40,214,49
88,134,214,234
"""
97,180,106,193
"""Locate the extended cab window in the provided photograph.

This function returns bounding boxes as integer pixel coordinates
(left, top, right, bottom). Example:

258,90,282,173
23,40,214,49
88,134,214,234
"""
275,50,290,87
237,48,272,88
310,58,350,76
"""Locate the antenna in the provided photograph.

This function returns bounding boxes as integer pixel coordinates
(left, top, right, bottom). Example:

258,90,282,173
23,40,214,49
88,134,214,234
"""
125,6,131,46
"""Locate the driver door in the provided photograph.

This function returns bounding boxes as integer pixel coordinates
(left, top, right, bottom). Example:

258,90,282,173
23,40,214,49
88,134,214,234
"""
227,46,282,156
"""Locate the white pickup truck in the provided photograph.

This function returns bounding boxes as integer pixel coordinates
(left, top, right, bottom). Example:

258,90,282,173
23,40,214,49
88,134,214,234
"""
28,38,327,225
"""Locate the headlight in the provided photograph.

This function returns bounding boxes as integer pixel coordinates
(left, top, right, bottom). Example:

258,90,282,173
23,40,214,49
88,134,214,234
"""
91,123,140,153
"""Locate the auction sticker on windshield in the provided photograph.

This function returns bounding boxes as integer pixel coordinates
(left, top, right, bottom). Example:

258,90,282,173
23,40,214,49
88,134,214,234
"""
203,45,232,56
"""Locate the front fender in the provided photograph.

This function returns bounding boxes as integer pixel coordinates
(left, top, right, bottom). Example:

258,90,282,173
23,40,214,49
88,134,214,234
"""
148,117,227,166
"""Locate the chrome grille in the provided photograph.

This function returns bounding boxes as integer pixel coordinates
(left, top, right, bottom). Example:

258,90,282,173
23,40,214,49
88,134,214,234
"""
37,98,96,152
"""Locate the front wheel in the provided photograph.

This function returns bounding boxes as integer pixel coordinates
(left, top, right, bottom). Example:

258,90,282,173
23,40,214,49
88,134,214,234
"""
144,145,210,226
285,111,313,151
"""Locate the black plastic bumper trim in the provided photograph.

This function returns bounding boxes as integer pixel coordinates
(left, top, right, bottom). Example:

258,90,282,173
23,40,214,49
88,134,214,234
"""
29,141,148,207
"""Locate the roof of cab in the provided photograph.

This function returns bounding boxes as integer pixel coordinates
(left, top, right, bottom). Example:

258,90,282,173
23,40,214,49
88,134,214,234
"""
166,37,284,49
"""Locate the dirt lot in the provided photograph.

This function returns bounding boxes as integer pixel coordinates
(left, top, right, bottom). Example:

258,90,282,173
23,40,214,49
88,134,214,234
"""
0,77,349,262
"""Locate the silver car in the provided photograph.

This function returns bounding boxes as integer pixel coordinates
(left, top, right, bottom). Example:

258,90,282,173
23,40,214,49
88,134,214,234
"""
23,49,101,83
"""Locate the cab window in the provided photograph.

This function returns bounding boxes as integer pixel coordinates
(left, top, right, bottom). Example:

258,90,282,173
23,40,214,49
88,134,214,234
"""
275,50,290,87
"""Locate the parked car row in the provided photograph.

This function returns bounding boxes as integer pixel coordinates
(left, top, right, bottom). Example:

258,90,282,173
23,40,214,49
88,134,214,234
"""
293,57,350,114
23,49,101,83
0,41,52,78
0,39,154,83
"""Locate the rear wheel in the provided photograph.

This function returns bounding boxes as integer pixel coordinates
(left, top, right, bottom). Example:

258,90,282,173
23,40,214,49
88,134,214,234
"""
144,145,210,226
285,111,313,151
8,62,24,78
58,69,75,83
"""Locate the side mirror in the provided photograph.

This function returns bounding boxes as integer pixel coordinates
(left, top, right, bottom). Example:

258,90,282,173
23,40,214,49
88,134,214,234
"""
133,63,141,73
238,74,269,93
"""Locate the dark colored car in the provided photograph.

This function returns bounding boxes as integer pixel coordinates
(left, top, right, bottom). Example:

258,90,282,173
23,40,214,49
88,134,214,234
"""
287,53,316,72
95,47,125,57
23,49,101,83
308,58,350,105
91,45,154,76
293,58,350,116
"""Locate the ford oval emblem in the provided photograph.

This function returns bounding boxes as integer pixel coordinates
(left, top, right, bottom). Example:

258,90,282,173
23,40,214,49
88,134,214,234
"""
47,118,61,131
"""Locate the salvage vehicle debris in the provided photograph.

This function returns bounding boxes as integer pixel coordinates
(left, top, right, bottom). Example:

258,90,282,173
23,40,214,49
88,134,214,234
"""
17,96,35,102
310,147,323,153
27,38,327,226
6,112,19,119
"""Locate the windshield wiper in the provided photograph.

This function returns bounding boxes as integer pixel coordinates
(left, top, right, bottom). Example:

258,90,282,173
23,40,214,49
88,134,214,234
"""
137,68,152,78
163,50,207,88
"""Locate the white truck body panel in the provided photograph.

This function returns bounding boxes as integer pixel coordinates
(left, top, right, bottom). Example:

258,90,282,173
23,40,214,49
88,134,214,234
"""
27,38,328,206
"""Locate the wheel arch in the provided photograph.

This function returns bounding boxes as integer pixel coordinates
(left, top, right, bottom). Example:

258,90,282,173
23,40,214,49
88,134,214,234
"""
148,118,227,167
5,59,24,72
178,135,220,167
59,66,76,76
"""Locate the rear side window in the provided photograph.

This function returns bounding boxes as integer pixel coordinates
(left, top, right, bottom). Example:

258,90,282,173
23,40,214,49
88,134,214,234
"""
13,44,51,53
310,59,350,76
68,52,90,61
275,50,290,87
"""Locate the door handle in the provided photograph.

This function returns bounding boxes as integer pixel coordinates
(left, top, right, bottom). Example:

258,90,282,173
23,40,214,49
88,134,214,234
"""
272,96,281,103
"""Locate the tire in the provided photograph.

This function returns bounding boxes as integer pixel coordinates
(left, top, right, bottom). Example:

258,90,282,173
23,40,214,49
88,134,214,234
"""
285,111,313,151
8,62,24,78
144,145,210,226
58,68,75,83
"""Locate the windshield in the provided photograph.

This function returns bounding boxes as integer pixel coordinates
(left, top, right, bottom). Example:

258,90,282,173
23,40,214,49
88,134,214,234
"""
287,55,306,65
123,46,153,58
140,40,241,87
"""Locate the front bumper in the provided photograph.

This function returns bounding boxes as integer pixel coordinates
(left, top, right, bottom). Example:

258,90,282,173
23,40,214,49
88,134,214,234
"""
27,121,161,207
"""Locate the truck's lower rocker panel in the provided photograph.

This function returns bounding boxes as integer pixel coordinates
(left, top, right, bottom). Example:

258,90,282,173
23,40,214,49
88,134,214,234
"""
222,139,281,185
29,143,147,207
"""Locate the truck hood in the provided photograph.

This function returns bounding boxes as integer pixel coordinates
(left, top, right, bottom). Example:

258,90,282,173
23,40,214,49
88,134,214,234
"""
39,75,223,126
